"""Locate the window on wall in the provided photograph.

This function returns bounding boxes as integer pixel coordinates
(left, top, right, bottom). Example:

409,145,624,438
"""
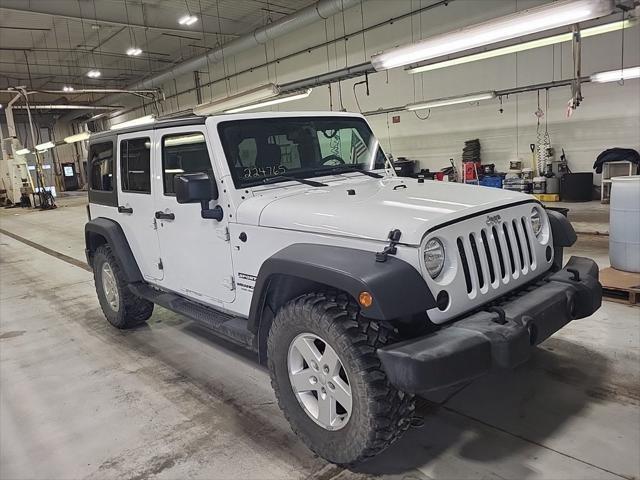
120,137,151,193
89,141,114,191
161,132,212,195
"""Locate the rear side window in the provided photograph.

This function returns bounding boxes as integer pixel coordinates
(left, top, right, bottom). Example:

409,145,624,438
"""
161,132,212,195
120,137,151,193
89,141,114,191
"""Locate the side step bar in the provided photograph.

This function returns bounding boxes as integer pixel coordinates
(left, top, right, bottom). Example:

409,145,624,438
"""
130,283,255,350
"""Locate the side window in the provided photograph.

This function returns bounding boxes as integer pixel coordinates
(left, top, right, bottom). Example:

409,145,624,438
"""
162,132,212,195
120,137,151,193
89,141,114,191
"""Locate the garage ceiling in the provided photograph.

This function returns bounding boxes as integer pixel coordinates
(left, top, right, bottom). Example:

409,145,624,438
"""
0,0,316,94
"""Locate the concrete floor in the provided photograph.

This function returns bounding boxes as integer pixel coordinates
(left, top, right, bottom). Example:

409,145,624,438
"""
543,200,610,236
1,195,638,480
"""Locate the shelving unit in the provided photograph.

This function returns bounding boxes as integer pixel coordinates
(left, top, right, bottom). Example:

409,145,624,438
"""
601,161,637,204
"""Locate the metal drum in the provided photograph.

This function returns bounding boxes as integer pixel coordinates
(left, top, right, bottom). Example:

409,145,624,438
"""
545,176,560,194
609,176,640,272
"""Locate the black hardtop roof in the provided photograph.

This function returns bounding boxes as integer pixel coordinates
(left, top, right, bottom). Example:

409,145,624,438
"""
88,115,206,142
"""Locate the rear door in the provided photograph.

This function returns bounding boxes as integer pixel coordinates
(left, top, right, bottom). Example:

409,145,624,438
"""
152,127,235,306
116,132,163,281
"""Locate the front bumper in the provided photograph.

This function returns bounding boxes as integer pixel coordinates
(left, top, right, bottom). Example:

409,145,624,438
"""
377,256,602,394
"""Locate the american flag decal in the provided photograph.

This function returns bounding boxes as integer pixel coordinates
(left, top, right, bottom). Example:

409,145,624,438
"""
350,134,368,161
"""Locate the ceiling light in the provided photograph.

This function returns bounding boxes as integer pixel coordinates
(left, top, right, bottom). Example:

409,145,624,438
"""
35,141,55,151
178,15,198,26
408,18,635,74
406,91,496,111
225,89,313,113
16,148,31,155
64,132,91,143
87,70,101,78
372,0,615,71
590,66,640,83
62,85,75,92
110,115,155,130
193,83,280,115
126,47,142,56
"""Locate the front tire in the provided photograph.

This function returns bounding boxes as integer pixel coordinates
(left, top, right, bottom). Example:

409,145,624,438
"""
92,244,153,329
267,292,414,466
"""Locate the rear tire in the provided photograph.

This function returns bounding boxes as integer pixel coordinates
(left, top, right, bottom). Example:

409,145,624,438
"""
267,292,414,466
93,244,153,329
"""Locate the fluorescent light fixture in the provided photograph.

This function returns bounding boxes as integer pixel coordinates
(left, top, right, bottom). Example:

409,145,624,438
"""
193,83,280,115
164,133,205,147
16,148,31,155
590,66,640,83
178,15,198,25
64,132,91,143
110,114,155,130
408,18,635,74
372,0,615,71
126,47,142,56
225,89,312,113
35,141,55,151
406,91,496,111
164,169,185,174
87,70,101,78
62,85,74,92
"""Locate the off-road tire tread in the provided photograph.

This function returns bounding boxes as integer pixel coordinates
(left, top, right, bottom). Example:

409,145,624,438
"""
93,244,153,328
267,291,414,466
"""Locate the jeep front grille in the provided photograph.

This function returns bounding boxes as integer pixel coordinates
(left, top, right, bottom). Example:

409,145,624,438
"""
455,216,537,298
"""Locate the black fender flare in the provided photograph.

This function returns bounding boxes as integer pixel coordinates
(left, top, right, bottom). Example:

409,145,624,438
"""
546,209,577,270
85,217,143,283
247,243,435,334
547,209,577,247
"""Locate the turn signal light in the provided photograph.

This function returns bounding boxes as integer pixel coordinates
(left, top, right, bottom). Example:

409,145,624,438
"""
358,291,373,308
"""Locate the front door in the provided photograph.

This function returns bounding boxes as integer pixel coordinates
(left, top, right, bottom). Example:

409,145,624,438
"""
116,132,163,281
152,127,235,306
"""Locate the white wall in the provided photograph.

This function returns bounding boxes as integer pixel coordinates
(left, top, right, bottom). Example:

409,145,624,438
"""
112,0,640,182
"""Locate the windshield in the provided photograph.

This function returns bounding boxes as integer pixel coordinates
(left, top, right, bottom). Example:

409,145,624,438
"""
218,116,387,188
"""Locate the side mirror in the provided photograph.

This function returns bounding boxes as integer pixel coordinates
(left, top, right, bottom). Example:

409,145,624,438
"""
175,172,218,203
174,172,223,221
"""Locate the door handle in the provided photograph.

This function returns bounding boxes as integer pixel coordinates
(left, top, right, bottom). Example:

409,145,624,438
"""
118,206,133,214
155,211,175,220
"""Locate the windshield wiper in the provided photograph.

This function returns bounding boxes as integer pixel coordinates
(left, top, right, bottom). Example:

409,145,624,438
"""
315,166,383,178
262,175,327,187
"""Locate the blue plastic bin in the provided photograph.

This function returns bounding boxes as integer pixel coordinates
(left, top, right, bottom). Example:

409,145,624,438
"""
479,176,503,188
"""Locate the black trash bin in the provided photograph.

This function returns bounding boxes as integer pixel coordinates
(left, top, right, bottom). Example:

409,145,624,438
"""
561,172,593,202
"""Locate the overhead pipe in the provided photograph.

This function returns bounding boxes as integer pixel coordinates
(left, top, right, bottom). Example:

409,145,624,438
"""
11,105,122,110
99,0,361,105
279,62,376,93
37,89,161,95
361,76,594,116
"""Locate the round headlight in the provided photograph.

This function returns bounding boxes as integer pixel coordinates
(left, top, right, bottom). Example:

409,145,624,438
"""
424,238,445,279
531,207,543,237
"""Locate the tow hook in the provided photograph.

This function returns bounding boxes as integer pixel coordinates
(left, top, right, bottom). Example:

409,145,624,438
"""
487,306,507,325
567,268,581,281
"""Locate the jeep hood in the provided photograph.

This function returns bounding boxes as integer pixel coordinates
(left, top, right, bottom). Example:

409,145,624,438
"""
244,177,534,245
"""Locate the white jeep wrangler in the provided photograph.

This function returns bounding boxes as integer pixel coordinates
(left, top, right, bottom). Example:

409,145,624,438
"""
85,112,601,466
